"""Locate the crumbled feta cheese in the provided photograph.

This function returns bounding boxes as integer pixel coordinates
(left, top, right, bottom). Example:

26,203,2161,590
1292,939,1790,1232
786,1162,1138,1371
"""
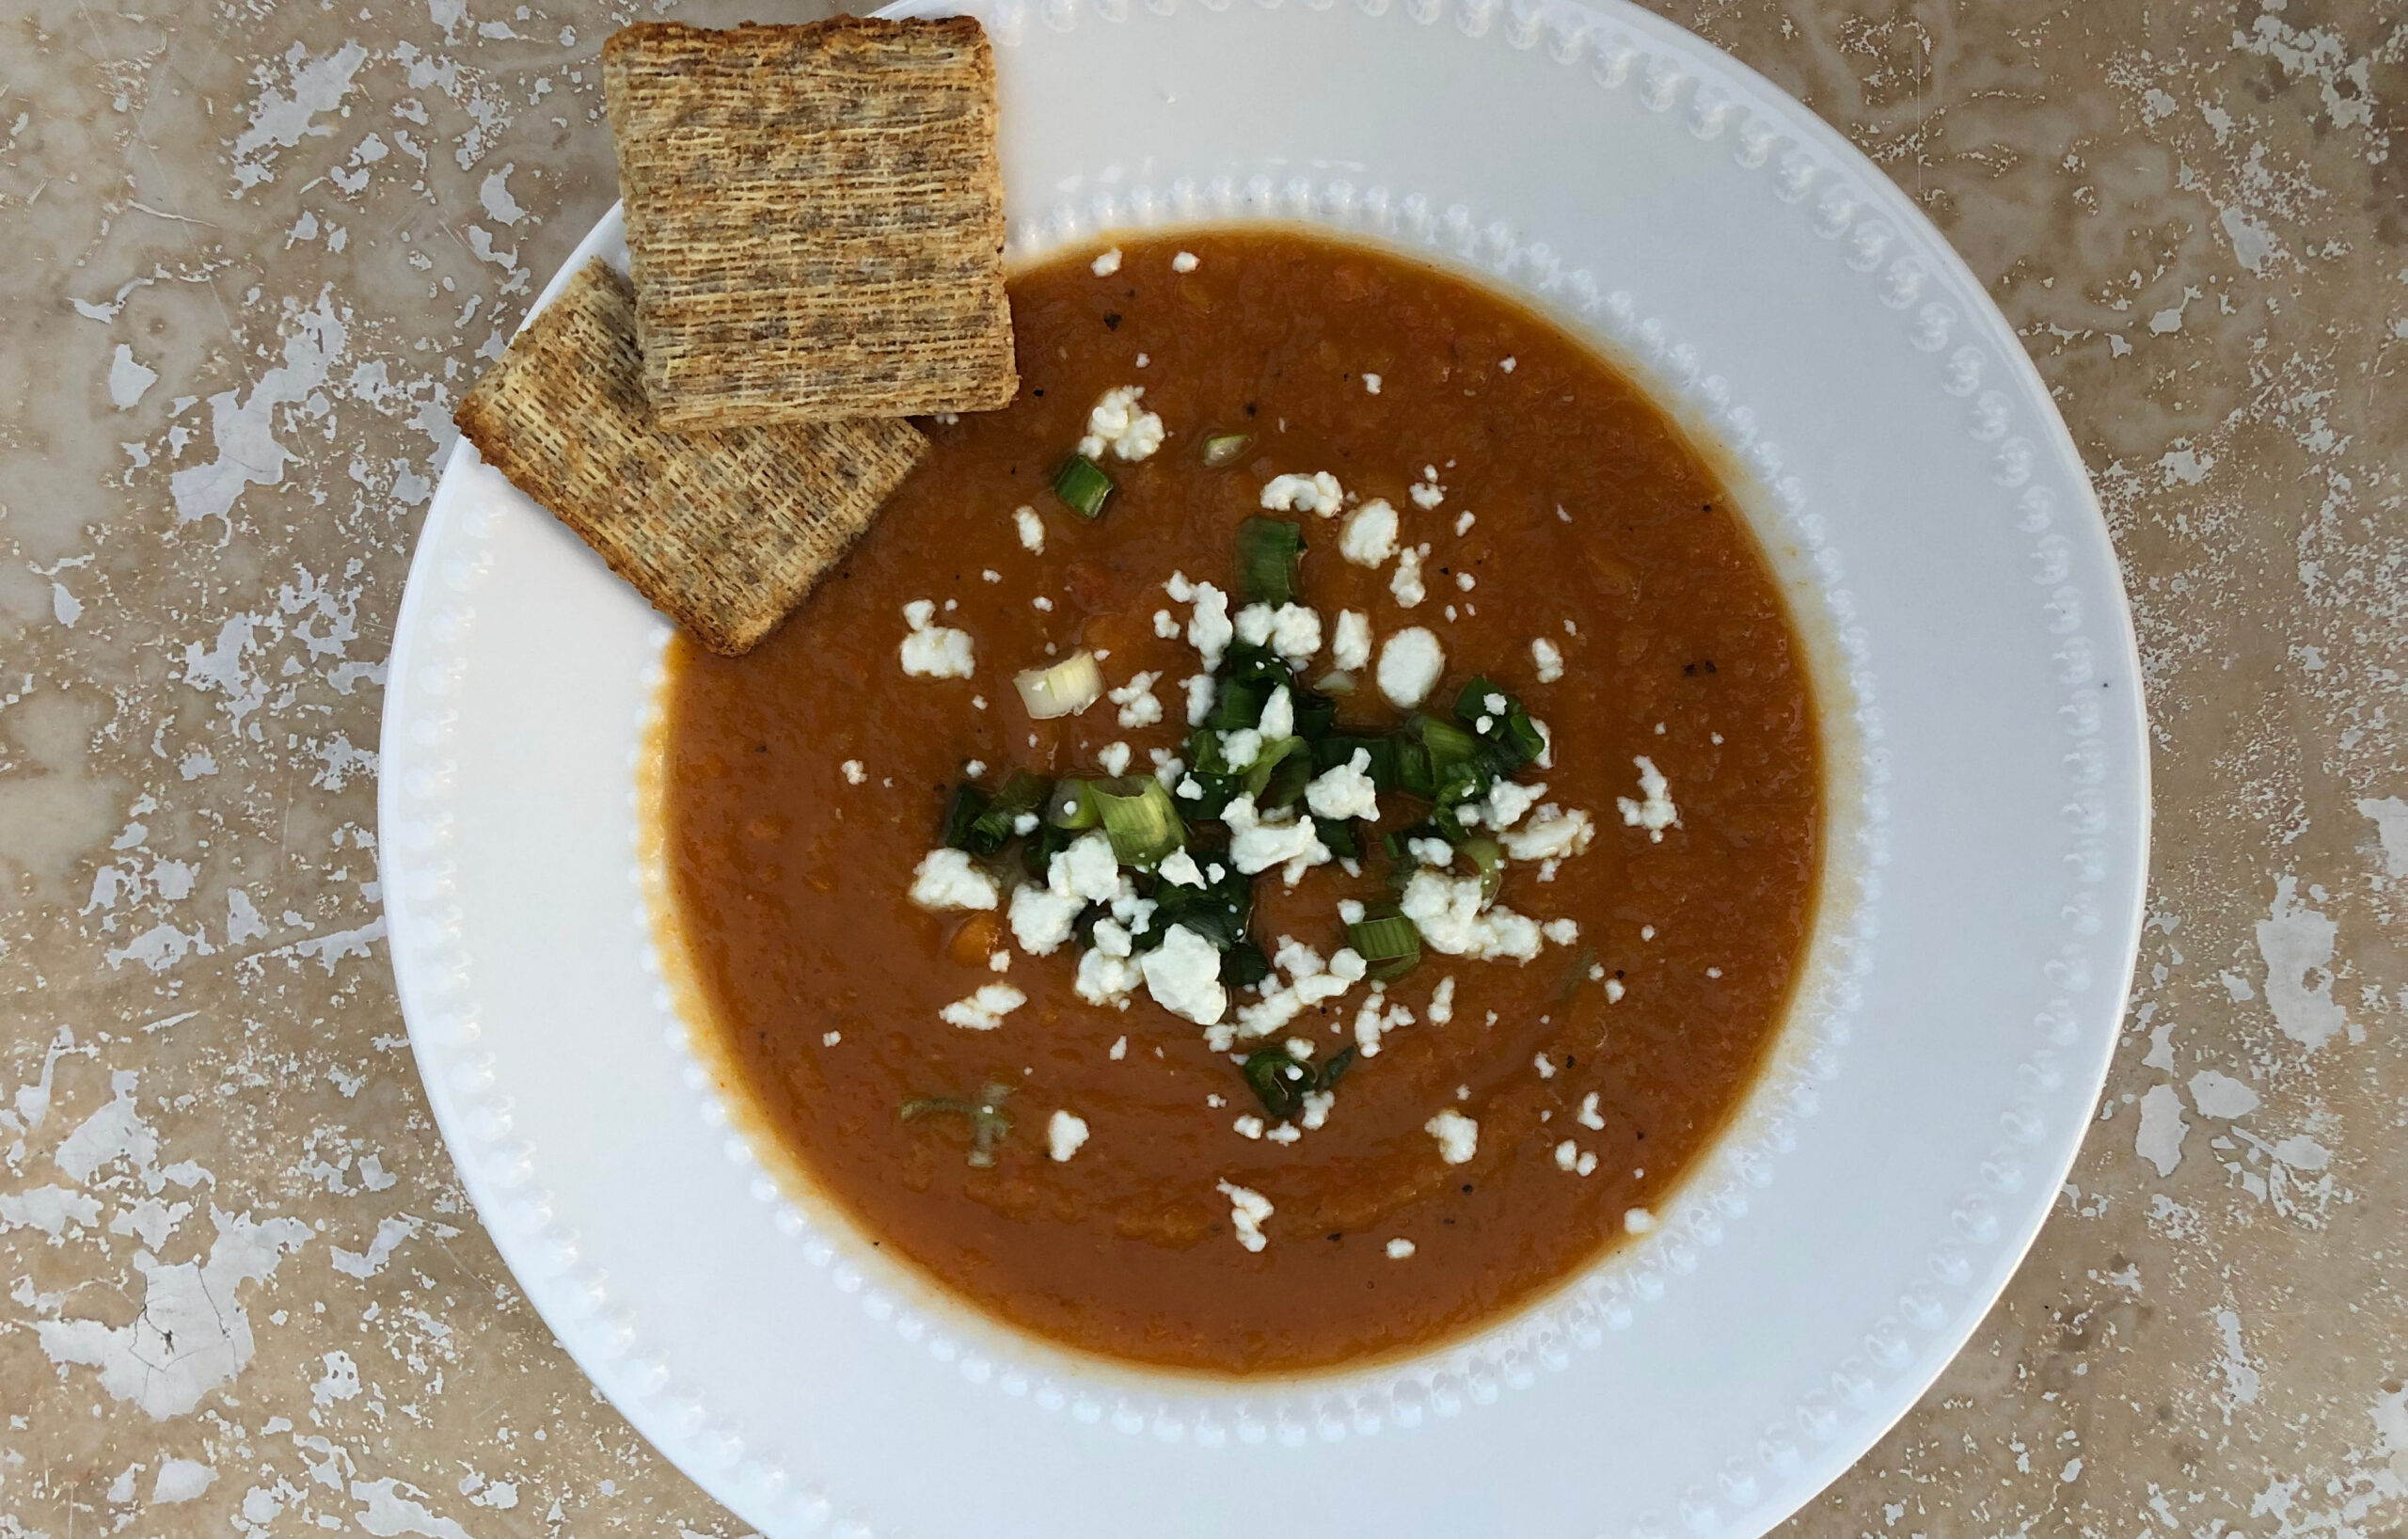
1009,505,1046,554
899,599,975,678
1500,356,1516,373
1165,574,1235,669
1616,756,1680,841
1300,1089,1335,1129
1624,1207,1656,1234
1220,728,1264,770
1531,718,1553,768
1455,570,1476,593
1386,1237,1415,1259
1339,498,1399,566
822,1030,843,1046
1090,918,1134,959
1078,384,1166,462
1454,510,1477,536
1483,778,1545,831
1098,740,1133,776
1554,1138,1579,1170
1172,250,1200,273
1008,885,1079,954
1222,793,1332,885
1331,609,1372,672
1408,471,1445,509
1389,547,1427,608
1352,989,1415,1056
1091,246,1122,277
1363,373,1382,395
1256,685,1294,741
1407,836,1455,868
1013,812,1039,835
1048,1109,1090,1161
1376,627,1445,708
1542,917,1580,945
1503,804,1594,862
1534,1053,1557,1079
1530,637,1565,683
1180,673,1216,725
1110,1035,1128,1059
940,982,1026,1031
990,949,1013,972
1259,470,1345,517
1285,1036,1317,1061
1578,1092,1606,1130
1252,603,1323,662
1055,831,1120,902
1158,849,1207,888
1306,749,1380,821
841,759,867,785
1234,940,1364,1038
1233,1115,1264,1139
1153,609,1180,640
1605,978,1626,1003
1109,671,1164,729
1425,1108,1480,1164
1427,976,1456,1025
1217,1180,1271,1251
910,848,999,911
1265,1123,1302,1144
1141,924,1228,1024
1400,869,1545,961
1338,897,1366,926
1074,947,1140,1007
1577,1150,1598,1176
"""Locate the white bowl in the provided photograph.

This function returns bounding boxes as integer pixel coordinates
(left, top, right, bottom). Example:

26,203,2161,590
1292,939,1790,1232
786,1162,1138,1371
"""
377,2,2148,1534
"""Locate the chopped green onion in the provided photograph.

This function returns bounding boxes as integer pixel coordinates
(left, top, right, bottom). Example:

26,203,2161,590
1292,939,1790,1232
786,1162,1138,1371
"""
1556,945,1600,1003
1219,936,1272,987
1156,864,1254,950
1241,735,1307,800
1316,1045,1357,1091
941,784,990,850
1242,1050,1317,1120
1315,736,1401,790
1454,676,1545,770
965,771,1049,855
1053,453,1115,518
1346,908,1422,982
901,1082,1016,1166
1395,738,1435,798
1235,516,1306,607
1015,650,1105,720
1091,776,1186,867
1047,778,1101,830
1291,686,1339,740
1460,835,1505,901
1314,671,1357,695
1415,712,1484,770
1201,431,1254,468
1314,816,1359,860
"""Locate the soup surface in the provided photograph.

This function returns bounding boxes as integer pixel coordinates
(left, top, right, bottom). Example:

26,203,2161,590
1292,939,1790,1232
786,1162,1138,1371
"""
657,230,1821,1374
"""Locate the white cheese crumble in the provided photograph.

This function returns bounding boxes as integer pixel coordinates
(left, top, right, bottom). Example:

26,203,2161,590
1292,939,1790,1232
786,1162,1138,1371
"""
1624,1207,1656,1234
1579,1092,1606,1130
1222,793,1332,885
1407,835,1455,868
1158,849,1207,887
1217,1180,1272,1251
1007,831,1119,953
1300,1089,1335,1130
1172,250,1200,273
822,1030,842,1046
1400,869,1545,961
1331,609,1372,672
899,599,975,678
1141,924,1228,1025
1454,510,1477,536
1048,1109,1090,1161
1389,546,1427,608
1165,573,1235,670
1306,750,1381,821
1014,505,1045,552
940,982,1026,1031
1338,897,1366,925
1110,1035,1128,1059
1386,1237,1416,1259
1427,976,1456,1025
841,759,866,785
1604,978,1626,1003
1221,728,1264,771
1542,917,1580,945
1075,946,1142,1009
1339,499,1400,566
1109,670,1164,729
1153,609,1180,639
1455,570,1476,592
1098,740,1133,776
1376,627,1446,708
1363,373,1383,395
1408,470,1445,509
1425,1108,1480,1165
1531,637,1565,683
1259,470,1346,517
1234,602,1323,663
1534,1053,1557,1079
1078,384,1166,462
1500,804,1594,862
1616,755,1680,841
1500,356,1516,373
910,848,999,911
1233,1115,1265,1140
1554,1138,1579,1170
1257,685,1294,741
1234,941,1366,1039
1091,246,1122,277
1482,777,1545,831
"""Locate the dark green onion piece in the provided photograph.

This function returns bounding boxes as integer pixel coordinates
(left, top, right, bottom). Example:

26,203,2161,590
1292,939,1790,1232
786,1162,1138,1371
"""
1091,776,1186,867
1259,748,1315,814
1219,937,1272,987
965,771,1049,856
1158,865,1254,951
1415,712,1484,770
1052,453,1116,519
1316,736,1401,791
1046,778,1101,830
1241,735,1307,800
1235,516,1306,607
1454,676,1545,770
1394,739,1435,799
1242,1050,1317,1121
900,1082,1015,1167
1201,431,1254,468
1314,817,1359,860
1347,909,1422,982
941,784,990,850
1316,1045,1358,1091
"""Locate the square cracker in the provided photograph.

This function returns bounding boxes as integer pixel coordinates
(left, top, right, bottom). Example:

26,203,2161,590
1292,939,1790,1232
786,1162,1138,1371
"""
603,17,1016,429
453,259,927,656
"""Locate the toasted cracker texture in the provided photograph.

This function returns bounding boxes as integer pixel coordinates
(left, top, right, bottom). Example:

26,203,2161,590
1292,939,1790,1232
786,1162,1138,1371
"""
452,259,927,656
603,17,1016,428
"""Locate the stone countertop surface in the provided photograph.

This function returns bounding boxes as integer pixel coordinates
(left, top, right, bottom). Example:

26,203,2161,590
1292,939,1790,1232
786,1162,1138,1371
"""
3,0,2403,1533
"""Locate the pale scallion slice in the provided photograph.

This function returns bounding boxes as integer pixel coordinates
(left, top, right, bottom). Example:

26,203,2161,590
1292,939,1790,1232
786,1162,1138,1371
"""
1460,835,1505,901
1235,516,1305,607
1046,778,1101,830
1090,775,1186,867
1053,453,1116,518
1201,431,1254,468
1015,650,1104,720
1346,908,1422,982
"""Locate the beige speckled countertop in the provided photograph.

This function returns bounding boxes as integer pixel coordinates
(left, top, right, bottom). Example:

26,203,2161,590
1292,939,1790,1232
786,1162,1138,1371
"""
4,0,2403,1533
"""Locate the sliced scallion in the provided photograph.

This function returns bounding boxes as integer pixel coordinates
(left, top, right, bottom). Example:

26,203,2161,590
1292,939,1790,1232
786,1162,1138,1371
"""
901,1082,1016,1166
1316,1044,1358,1091
966,771,1049,855
1053,453,1116,518
1314,816,1360,860
1015,650,1105,720
1242,1050,1316,1120
1046,778,1101,830
1201,431,1254,468
1460,835,1505,901
1219,936,1272,987
1240,735,1307,800
1346,908,1422,982
1314,671,1356,695
941,784,990,850
1091,776,1186,867
1235,516,1306,607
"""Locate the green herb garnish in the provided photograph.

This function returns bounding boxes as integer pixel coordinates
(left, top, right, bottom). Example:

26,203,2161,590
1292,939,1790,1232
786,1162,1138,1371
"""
1235,516,1306,607
1052,453,1116,519
1346,905,1422,982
